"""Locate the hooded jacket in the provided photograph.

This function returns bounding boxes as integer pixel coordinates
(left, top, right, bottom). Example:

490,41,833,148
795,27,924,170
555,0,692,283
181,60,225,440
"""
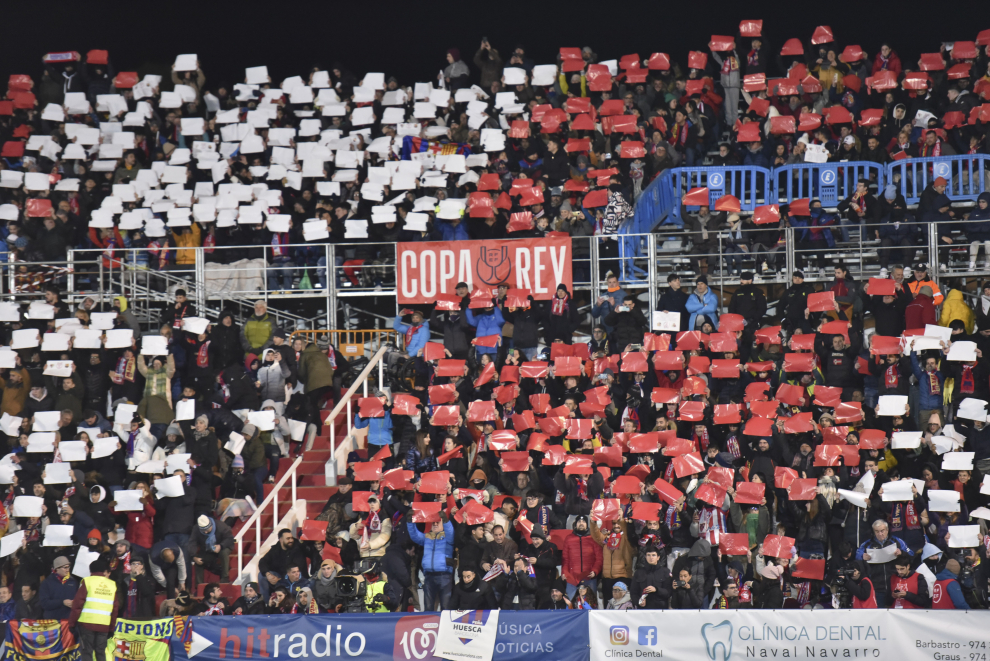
257,349,291,401
686,288,719,331
673,538,716,602
939,290,975,334
905,293,937,330
211,312,244,371
631,559,673,609
561,516,603,585
242,313,275,353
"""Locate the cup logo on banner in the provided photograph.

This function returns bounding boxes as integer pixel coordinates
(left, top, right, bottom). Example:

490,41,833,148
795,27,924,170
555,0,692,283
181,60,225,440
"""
701,621,733,661
478,246,512,285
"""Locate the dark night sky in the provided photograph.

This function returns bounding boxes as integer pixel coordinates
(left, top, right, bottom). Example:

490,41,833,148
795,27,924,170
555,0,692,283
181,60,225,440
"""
3,1,983,91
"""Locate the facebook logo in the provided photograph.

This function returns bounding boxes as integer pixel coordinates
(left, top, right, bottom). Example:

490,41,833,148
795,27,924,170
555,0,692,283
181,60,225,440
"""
638,626,658,646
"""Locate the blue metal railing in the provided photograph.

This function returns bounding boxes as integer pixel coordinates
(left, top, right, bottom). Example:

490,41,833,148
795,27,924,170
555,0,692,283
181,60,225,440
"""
772,162,884,206
885,154,989,205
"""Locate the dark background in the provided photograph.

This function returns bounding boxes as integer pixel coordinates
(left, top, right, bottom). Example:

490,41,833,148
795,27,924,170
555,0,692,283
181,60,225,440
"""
3,0,982,90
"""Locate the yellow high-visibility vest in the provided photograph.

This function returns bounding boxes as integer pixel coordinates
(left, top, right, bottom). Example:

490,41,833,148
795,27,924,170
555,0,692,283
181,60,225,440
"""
78,575,116,626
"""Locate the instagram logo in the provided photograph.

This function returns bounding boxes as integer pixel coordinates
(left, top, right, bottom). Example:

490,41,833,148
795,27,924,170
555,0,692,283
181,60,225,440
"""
610,626,630,645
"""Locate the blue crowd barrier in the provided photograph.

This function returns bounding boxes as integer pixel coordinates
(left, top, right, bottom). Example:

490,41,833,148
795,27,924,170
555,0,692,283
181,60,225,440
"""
885,154,990,205
772,162,884,206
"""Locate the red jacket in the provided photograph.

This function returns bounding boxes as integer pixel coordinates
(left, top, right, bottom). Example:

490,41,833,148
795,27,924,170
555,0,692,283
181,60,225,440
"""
561,529,603,586
111,500,155,550
905,294,937,330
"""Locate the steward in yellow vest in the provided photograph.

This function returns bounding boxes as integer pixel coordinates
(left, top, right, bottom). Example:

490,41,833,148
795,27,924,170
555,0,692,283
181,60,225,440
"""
68,559,120,661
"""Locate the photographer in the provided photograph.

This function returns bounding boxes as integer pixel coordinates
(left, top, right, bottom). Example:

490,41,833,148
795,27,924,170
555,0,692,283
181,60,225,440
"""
829,543,876,608
670,567,704,609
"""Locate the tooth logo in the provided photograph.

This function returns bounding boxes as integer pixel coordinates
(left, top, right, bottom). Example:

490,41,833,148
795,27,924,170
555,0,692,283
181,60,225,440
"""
701,621,733,661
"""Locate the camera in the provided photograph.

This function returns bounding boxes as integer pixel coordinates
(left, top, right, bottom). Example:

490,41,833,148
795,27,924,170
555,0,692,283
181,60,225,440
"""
334,574,369,613
833,568,856,608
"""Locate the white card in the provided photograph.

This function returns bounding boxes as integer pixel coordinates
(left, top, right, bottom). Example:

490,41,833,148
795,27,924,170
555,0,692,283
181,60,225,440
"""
43,525,74,547
114,402,138,422
176,400,196,421
44,361,73,378
153,475,185,497
12,496,43,517
865,545,897,564
43,463,71,484
141,335,168,356
288,419,307,442
837,489,869,509
971,506,990,521
0,351,15,369
174,54,198,71
74,329,103,349
928,489,961,512
166,453,191,475
0,413,22,437
891,431,923,449
982,475,990,496
881,480,914,501
91,437,119,459
248,410,275,431
40,333,69,353
58,441,88,462
224,431,245,455
652,311,681,332
72,549,100,578
947,341,978,362
0,530,23,557
11,329,39,349
33,411,60,432
948,524,980,548
877,395,909,416
942,451,975,471
957,398,988,421
91,312,117,330
105,329,133,349
114,489,144,512
135,460,165,474
27,433,55,452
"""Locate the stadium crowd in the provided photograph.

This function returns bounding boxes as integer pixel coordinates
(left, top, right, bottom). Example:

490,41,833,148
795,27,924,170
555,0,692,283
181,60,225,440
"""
0,21,989,620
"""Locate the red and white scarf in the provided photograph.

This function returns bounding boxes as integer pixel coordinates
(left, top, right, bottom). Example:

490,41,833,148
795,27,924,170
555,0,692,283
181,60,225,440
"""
551,296,568,316
927,371,941,395
606,529,624,550
197,341,211,368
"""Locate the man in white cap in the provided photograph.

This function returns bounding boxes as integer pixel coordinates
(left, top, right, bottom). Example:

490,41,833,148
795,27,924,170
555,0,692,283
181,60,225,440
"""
190,515,235,584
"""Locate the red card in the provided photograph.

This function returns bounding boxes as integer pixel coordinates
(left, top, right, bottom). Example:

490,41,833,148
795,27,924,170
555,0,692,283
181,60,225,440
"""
719,533,751,556
755,326,782,344
321,544,343,565
653,477,685,504
583,386,611,406
789,334,816,351
454,499,494,525
380,468,415,491
542,445,567,465
26,199,52,218
299,519,329,541
834,402,863,423
761,533,795,559
664,438,694,456
500,450,530,472
870,336,902,355
566,418,594,440
672,452,704,477
358,397,385,418
678,401,706,421
630,501,662,521
612,475,643,495
504,289,531,309
539,416,566,437
822,426,850,445
814,445,843,467
525,432,549,451
554,355,583,377
734,482,765,505
792,557,826,580
775,383,806,406
712,359,741,379
422,342,446,361
784,412,814,434
488,429,518,451
719,314,745,333
858,429,886,449
437,446,463,465
529,393,550,415
563,454,593,475
695,482,727,507
749,400,778,419
520,362,550,378
676,331,708,350
821,321,850,343
472,335,500,349
748,361,775,373
372,446,392,462
783,353,815,372
467,400,497,422
433,295,462,313
579,401,606,418
436,360,466,377
593,444,623,468
620,351,648,373
654,352,685,371
682,377,707,396
628,433,659,453
419,471,451,494
842,446,861,466
687,355,710,375
788,478,818,500
494,384,519,405
431,405,460,426
807,291,834,312
411,501,443,523
651,388,680,404
813,387,842,408
429,384,457,405
352,491,374,512
591,498,622,524
707,466,734,491
391,394,421,416
714,404,741,424
709,333,738,353
774,467,798,489
500,365,520,383
353,461,383,482
745,382,770,402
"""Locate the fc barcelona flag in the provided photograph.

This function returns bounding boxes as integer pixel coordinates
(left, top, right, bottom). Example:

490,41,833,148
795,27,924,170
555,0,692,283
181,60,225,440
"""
3,620,80,661
401,136,472,160
107,619,175,661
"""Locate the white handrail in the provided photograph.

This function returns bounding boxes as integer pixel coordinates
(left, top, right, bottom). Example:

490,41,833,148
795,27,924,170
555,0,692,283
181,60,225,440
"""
235,455,302,580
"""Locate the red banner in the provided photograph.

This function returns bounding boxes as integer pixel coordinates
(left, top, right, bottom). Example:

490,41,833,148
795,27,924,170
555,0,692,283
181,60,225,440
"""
397,237,573,304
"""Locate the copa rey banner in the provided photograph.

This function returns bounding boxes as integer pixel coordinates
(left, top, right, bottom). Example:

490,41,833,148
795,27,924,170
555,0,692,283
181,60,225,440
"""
396,237,573,304
171,612,588,661
588,610,990,661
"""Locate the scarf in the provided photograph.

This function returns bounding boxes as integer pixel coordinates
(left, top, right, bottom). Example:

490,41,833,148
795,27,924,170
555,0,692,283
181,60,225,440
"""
747,50,760,67
885,365,899,389
606,529,623,550
551,296,568,316
111,551,131,574
366,510,381,533
271,233,288,258
112,356,136,384
927,370,941,395
721,56,739,74
693,427,710,452
203,518,218,549
144,367,169,400
921,140,941,158
172,305,186,329
638,530,661,547
404,324,421,346
890,501,920,531
126,430,139,457
878,54,891,70
726,435,741,459
290,599,319,614
574,477,588,502
203,601,225,616
961,365,975,394
203,233,215,254
196,341,211,368
23,519,41,543
520,506,550,533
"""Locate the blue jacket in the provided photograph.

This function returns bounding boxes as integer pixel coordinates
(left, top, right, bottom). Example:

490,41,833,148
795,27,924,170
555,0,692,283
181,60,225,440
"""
935,568,969,609
407,519,455,573
393,316,430,357
592,288,627,331
39,572,79,620
910,351,945,411
354,410,393,446
437,220,470,242
686,289,719,332
465,307,505,355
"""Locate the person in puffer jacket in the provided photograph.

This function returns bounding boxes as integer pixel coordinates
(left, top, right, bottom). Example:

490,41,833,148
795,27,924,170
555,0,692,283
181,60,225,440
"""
561,515,603,598
406,510,455,610
465,305,504,357
256,349,290,402
969,192,990,269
